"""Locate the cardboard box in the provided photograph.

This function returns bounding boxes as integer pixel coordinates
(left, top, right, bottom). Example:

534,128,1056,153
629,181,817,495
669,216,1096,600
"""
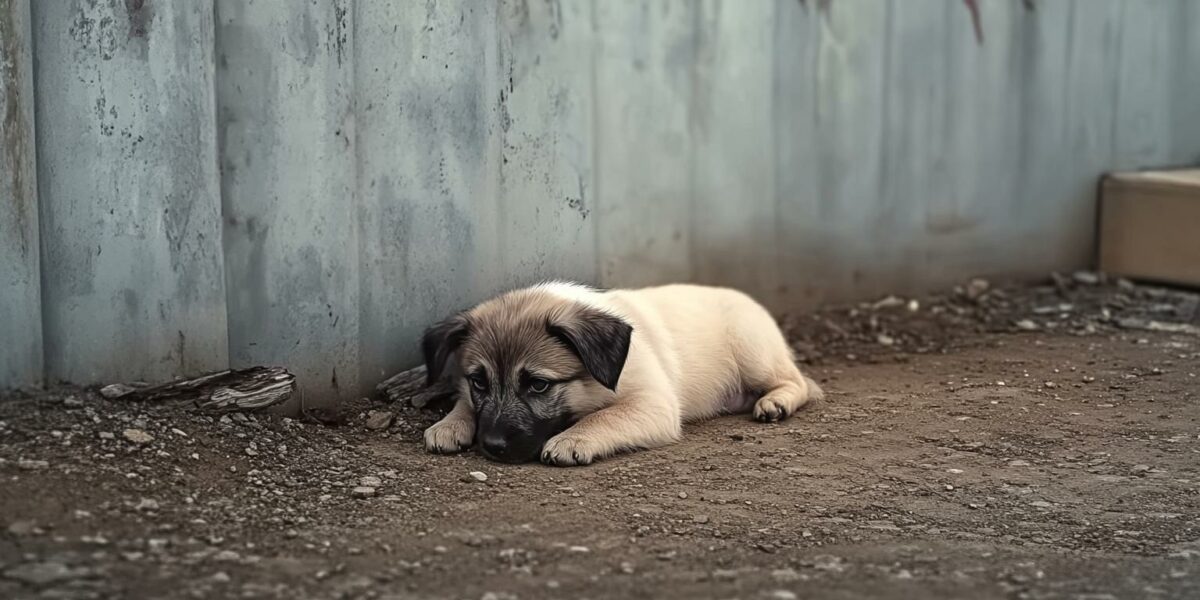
1099,169,1200,287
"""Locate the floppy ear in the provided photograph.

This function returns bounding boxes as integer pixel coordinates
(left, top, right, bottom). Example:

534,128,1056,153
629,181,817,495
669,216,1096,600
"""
548,307,633,391
421,314,470,386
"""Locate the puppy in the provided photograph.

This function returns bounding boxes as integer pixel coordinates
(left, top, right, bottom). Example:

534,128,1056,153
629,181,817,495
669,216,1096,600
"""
421,282,822,466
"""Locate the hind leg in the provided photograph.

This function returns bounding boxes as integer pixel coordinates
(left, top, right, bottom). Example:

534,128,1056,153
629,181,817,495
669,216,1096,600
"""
753,375,822,422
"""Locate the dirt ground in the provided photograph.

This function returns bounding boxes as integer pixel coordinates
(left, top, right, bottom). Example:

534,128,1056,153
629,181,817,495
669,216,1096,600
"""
2,275,1200,599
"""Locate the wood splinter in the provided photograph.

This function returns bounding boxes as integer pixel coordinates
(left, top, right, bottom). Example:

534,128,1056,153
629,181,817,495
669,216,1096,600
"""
374,364,457,409
99,366,296,412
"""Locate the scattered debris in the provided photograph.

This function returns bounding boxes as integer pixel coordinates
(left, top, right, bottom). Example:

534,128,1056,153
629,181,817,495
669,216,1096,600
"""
123,429,155,445
465,471,488,483
365,410,395,430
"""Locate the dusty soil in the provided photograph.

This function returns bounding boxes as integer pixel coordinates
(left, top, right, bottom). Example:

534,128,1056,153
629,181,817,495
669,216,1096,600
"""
3,276,1200,599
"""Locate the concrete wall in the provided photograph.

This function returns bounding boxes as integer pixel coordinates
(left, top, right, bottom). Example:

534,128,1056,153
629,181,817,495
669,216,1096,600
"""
0,0,40,388
3,0,1199,405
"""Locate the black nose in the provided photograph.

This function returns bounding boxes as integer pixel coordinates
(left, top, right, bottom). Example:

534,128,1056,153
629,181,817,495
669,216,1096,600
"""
480,433,509,459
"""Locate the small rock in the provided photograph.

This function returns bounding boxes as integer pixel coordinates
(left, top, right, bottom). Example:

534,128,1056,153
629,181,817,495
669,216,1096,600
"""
7,520,37,536
135,498,160,511
465,471,488,483
678,491,688,499
712,569,739,581
907,299,920,312
123,429,154,445
3,561,86,586
62,395,84,408
212,550,241,562
360,476,382,488
17,459,49,470
619,561,635,574
365,410,394,431
965,278,990,301
1015,319,1039,331
769,591,798,600
693,515,710,524
1043,381,1056,389
99,383,136,399
1072,270,1100,285
876,334,895,346
1131,464,1152,475
772,568,801,582
351,486,377,499
567,545,590,553
1008,460,1031,467
98,432,115,440
1030,500,1053,508
244,447,258,457
211,571,231,583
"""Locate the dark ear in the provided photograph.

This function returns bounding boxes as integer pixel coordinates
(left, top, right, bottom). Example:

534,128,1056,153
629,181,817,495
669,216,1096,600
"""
548,308,633,391
421,314,470,386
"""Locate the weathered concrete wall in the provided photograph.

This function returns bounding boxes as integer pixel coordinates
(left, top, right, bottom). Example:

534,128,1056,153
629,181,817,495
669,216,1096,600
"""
4,0,1200,405
31,0,227,384
215,0,360,408
0,0,40,388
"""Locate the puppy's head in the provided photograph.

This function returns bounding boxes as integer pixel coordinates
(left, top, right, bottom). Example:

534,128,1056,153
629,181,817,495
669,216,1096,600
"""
421,288,633,463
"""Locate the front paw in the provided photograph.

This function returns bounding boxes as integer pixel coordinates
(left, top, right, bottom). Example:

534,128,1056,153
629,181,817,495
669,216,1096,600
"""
424,417,474,454
541,434,604,467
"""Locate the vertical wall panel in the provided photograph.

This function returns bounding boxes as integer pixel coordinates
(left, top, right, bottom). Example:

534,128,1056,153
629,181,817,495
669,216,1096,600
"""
495,0,597,289
1113,0,1174,170
771,0,821,306
0,0,40,388
593,1,695,288
215,0,359,407
689,0,779,297
33,1,226,384
354,1,503,385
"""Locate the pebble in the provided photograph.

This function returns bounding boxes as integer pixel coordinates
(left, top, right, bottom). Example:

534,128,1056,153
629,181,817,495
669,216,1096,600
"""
98,431,115,440
1130,464,1152,475
3,561,86,585
135,498,160,511
1030,500,1053,508
212,550,241,562
365,410,395,430
17,459,49,470
360,476,382,487
351,486,377,499
567,545,590,553
466,471,488,483
123,429,155,445
877,334,895,346
678,491,688,499
772,567,801,582
7,520,37,536
693,515,710,524
211,571,231,583
62,395,85,408
99,383,135,399
1072,270,1100,285
1008,460,1031,467
965,278,990,300
769,591,798,600
1015,319,1039,331
712,569,739,581
620,561,635,574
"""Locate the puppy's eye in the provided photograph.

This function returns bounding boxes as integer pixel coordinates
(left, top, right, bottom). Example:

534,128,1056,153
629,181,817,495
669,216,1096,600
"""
468,375,488,392
528,378,550,394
